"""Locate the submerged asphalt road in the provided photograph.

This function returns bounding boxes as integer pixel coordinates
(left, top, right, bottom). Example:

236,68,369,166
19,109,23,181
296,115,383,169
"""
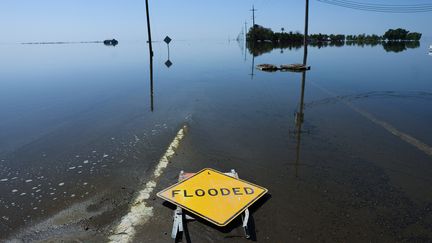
7,105,432,242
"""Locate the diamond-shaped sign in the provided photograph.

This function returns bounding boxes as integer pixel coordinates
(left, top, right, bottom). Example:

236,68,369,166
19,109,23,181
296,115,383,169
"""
165,59,173,68
164,36,172,44
157,168,267,226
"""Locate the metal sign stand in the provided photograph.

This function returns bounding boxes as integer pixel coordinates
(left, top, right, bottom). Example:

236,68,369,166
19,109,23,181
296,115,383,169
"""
171,169,252,240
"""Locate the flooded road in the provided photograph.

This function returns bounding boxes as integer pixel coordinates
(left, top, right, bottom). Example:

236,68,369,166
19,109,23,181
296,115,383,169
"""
1,40,432,242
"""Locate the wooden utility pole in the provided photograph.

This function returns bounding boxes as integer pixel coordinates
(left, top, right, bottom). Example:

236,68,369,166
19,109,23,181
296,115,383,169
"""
145,0,154,112
145,0,153,58
250,5,257,27
303,0,309,65
250,5,257,41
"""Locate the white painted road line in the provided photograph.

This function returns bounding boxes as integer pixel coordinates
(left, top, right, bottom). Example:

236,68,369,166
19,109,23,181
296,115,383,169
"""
345,102,432,157
312,83,432,157
108,125,187,243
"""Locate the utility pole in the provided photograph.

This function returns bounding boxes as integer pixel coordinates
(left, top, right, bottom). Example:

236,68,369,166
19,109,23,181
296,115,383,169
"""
250,5,257,27
303,0,309,65
250,5,257,41
145,0,153,58
145,0,153,112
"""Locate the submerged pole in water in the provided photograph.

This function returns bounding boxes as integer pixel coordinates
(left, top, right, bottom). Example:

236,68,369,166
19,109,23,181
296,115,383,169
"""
145,0,154,111
145,0,153,58
303,0,309,65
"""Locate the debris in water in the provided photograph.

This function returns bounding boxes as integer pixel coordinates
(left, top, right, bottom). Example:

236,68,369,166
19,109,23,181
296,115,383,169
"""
256,63,279,71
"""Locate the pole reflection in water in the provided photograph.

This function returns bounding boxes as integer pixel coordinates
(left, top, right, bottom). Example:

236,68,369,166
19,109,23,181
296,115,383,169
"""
164,37,173,68
294,71,307,177
150,53,154,112
293,42,309,177
250,55,255,79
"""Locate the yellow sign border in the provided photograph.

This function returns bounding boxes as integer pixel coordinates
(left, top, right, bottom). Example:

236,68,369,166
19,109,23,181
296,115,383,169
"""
157,168,268,226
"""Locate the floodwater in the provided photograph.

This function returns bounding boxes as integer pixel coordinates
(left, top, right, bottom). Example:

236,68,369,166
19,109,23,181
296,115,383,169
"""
0,39,432,242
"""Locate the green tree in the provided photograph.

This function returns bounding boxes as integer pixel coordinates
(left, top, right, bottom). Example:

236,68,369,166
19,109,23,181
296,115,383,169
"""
383,28,409,40
247,25,274,42
406,32,422,41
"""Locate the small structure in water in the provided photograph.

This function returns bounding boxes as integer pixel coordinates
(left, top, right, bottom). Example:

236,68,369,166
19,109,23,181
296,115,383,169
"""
256,64,279,72
104,39,118,46
280,64,311,72
256,63,311,72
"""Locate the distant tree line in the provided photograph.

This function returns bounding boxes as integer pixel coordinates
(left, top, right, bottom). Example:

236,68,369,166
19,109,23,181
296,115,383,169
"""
246,25,422,43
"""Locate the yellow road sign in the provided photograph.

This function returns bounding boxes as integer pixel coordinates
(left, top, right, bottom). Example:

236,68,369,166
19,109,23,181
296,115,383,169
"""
157,168,268,226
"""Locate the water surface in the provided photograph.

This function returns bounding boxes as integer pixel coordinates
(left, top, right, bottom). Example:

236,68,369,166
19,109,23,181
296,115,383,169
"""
0,39,431,241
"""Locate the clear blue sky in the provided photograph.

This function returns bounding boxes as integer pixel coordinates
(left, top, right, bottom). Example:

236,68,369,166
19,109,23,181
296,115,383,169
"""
1,0,431,42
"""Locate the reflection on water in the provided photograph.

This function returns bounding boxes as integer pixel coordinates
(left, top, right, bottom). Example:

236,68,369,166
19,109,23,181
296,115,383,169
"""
382,40,420,52
164,41,173,68
292,46,308,177
247,40,421,56
149,51,154,112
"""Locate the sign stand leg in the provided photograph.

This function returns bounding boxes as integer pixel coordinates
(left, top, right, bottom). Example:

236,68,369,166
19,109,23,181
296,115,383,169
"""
242,209,251,239
171,207,183,239
231,169,251,239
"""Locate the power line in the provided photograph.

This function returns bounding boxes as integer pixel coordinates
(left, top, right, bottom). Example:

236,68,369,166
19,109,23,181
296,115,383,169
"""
317,0,432,13
326,0,432,7
319,0,432,10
